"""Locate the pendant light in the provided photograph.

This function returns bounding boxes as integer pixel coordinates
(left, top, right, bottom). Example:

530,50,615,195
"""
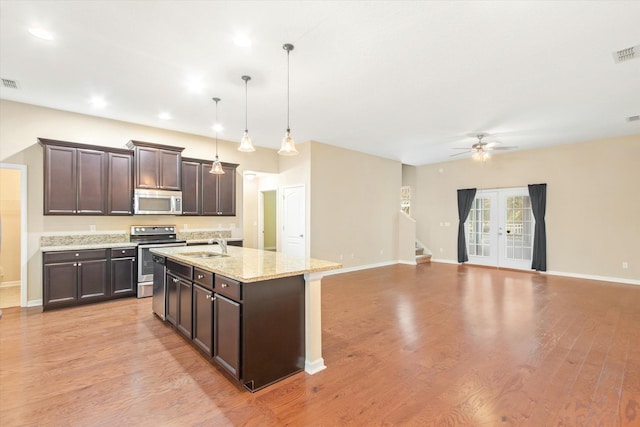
238,75,255,152
210,97,225,175
278,43,298,156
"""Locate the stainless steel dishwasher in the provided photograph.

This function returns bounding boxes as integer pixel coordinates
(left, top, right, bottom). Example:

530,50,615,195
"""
152,254,167,319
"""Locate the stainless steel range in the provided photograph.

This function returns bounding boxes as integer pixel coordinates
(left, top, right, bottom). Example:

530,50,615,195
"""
130,225,186,298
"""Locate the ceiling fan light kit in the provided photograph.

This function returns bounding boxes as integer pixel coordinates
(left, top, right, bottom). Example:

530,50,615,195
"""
451,133,517,161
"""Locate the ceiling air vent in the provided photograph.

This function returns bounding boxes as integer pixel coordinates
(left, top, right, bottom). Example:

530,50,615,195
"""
2,78,19,89
627,115,640,122
612,44,639,63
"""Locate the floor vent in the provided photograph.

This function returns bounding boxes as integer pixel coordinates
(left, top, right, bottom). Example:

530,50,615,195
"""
613,45,639,63
2,78,19,89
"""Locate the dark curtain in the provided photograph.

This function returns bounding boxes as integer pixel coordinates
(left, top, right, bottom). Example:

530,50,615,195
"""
528,183,547,271
457,188,477,263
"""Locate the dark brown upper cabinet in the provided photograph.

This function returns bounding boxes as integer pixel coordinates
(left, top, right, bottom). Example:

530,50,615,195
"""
107,151,134,215
39,138,133,216
127,140,184,190
181,157,238,216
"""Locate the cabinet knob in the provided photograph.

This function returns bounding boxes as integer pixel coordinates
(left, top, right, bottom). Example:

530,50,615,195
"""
75,253,79,257
78,263,82,267
173,278,179,283
122,250,126,253
197,274,204,279
221,283,228,288
73,263,77,267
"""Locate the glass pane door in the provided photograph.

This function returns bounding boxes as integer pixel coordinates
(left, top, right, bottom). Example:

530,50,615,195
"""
499,191,535,270
466,192,498,266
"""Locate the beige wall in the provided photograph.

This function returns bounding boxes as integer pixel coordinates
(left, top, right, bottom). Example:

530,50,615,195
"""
0,100,279,303
309,141,402,267
412,134,640,281
263,191,277,249
0,168,21,283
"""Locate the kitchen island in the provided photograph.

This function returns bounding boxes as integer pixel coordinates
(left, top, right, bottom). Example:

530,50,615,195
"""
151,245,341,391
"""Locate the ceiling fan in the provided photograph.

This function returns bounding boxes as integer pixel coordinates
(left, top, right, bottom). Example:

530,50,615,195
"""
450,134,517,161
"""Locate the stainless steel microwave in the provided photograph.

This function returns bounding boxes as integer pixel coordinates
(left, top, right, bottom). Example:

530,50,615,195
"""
134,189,182,215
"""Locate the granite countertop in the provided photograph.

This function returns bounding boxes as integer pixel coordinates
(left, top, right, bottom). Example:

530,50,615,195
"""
40,242,138,252
151,246,342,283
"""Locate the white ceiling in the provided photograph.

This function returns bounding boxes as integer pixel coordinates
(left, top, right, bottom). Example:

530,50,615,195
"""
1,1,639,165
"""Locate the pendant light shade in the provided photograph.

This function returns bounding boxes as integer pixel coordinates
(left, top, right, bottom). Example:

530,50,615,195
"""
210,97,225,175
238,75,255,152
278,43,299,156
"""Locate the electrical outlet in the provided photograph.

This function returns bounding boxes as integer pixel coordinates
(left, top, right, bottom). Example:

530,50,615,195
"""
622,262,629,269
380,249,383,255
339,254,343,261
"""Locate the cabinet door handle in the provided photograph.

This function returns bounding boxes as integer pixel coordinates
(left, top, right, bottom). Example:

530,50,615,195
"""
172,278,179,283
221,283,228,288
197,274,204,279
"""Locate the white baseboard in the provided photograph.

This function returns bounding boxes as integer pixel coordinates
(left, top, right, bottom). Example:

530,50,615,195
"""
430,258,459,265
545,270,640,286
27,299,43,308
0,281,20,288
304,358,327,375
324,261,397,276
397,260,417,266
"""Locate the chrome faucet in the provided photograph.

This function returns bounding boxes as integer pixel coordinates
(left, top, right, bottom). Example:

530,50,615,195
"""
215,238,228,254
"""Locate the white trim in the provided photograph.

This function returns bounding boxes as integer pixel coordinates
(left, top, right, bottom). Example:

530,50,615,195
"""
27,299,43,307
0,163,28,307
430,258,459,264
398,260,417,266
545,270,640,286
305,358,327,375
323,261,397,276
0,281,20,288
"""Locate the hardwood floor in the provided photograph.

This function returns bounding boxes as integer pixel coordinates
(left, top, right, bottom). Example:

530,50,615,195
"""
1,263,639,426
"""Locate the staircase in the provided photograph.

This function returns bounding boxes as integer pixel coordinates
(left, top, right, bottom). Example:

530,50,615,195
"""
415,241,431,264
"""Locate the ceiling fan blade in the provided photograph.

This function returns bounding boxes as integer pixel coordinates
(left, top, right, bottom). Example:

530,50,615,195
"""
449,151,471,157
486,146,517,151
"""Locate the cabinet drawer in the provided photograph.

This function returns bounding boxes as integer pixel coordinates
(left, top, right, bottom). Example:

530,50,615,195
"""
193,268,214,291
166,259,193,281
215,275,241,301
44,249,108,263
111,247,136,258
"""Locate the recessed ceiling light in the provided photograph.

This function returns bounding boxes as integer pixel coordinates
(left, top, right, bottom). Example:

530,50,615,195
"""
233,34,252,47
185,77,205,94
158,112,172,120
28,27,54,41
212,123,224,133
89,96,107,108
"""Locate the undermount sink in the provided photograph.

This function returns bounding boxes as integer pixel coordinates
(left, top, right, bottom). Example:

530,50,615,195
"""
181,251,228,259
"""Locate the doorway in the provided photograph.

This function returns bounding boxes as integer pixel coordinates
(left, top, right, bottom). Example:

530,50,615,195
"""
259,190,277,251
466,188,534,270
0,163,27,308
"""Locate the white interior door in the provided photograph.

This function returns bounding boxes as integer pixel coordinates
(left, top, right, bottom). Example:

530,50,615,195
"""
282,185,306,257
466,188,534,270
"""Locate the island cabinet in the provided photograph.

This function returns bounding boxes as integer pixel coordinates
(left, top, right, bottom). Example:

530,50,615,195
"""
43,247,138,310
39,138,133,216
192,268,215,355
181,157,238,216
165,259,194,339
127,140,184,191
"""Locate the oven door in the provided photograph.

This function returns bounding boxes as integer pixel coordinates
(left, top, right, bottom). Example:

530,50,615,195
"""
137,243,186,296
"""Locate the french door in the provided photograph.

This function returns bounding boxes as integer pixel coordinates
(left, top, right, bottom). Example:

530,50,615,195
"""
466,188,535,270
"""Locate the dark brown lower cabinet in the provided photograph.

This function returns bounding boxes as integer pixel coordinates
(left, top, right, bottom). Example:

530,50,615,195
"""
177,278,192,338
213,294,241,378
43,249,108,310
158,262,304,392
110,248,136,297
192,284,214,356
166,273,179,326
43,248,137,310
